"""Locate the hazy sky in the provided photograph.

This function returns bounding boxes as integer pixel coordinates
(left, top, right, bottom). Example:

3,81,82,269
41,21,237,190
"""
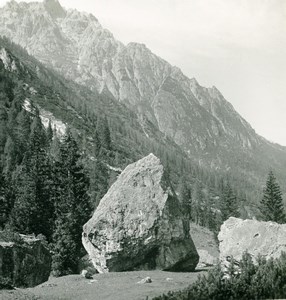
1,0,286,145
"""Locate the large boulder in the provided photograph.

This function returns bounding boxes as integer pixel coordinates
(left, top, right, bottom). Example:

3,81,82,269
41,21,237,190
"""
190,223,219,268
82,154,199,273
218,217,286,265
0,233,51,287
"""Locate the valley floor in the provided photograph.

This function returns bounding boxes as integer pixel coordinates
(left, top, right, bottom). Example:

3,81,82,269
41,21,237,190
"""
0,270,206,300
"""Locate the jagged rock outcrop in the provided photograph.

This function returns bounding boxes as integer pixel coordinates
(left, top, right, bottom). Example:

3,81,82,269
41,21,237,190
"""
82,154,199,273
218,217,286,266
190,223,219,268
0,1,260,154
0,233,51,287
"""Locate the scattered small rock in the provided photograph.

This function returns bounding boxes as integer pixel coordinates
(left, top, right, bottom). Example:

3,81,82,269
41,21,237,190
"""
90,279,98,283
81,269,93,279
87,279,98,285
137,276,152,284
41,283,57,288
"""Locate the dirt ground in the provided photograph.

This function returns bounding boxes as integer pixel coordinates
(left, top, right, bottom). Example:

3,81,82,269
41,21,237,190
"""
0,269,207,300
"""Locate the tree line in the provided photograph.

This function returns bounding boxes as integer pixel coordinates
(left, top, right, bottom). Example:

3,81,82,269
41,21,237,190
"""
177,169,286,232
0,82,112,276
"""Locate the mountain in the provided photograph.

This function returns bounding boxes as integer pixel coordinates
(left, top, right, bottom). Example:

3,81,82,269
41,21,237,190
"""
0,35,199,193
1,0,286,201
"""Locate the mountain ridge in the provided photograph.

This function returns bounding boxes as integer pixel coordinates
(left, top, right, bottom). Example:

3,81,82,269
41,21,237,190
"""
0,0,268,147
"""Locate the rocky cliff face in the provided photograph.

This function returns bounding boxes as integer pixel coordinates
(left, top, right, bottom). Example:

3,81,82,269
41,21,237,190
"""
0,0,264,152
0,233,51,287
218,217,286,267
1,0,286,191
82,154,199,273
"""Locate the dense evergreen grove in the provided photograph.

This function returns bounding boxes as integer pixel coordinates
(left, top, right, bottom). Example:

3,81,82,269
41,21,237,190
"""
0,85,93,274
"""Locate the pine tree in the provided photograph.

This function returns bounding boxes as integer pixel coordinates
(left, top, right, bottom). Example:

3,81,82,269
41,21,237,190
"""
3,136,17,174
9,165,39,234
0,169,7,229
178,176,192,218
9,114,54,240
192,182,204,224
97,116,111,151
93,129,101,157
52,130,91,276
259,171,286,223
220,182,239,222
90,159,109,209
49,129,60,159
16,109,31,157
29,109,47,150
0,97,8,154
47,119,53,143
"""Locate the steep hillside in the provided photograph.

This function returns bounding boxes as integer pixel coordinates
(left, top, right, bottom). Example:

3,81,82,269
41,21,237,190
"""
2,37,238,240
0,0,285,200
0,36,205,196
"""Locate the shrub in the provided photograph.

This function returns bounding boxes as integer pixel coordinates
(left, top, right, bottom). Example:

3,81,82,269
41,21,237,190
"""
0,229,23,244
152,252,286,300
0,277,13,290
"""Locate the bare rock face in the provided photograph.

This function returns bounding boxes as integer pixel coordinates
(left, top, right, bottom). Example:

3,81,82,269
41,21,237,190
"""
218,217,286,265
82,154,199,273
0,233,51,287
190,223,219,268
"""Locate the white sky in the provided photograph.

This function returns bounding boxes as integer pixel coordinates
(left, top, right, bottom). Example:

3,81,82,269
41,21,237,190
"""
1,0,286,145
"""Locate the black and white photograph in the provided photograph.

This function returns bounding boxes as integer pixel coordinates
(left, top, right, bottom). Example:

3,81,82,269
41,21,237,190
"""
0,0,286,299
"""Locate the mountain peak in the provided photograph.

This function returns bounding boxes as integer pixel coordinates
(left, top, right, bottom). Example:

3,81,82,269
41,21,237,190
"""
127,42,147,49
44,0,60,5
43,0,66,18
209,85,223,99
190,77,199,86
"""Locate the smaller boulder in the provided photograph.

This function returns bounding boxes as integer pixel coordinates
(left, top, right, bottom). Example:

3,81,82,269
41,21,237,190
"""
218,217,286,267
78,255,97,275
81,270,93,279
0,232,51,288
137,277,152,284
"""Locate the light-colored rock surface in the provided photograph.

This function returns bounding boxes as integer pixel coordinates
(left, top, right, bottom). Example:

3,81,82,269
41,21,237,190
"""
137,276,152,284
190,223,219,268
218,217,286,265
82,154,199,273
196,249,218,268
81,269,93,279
0,233,51,287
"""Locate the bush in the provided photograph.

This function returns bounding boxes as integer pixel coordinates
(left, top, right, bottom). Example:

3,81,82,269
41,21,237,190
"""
0,229,24,244
152,252,286,300
0,277,13,290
